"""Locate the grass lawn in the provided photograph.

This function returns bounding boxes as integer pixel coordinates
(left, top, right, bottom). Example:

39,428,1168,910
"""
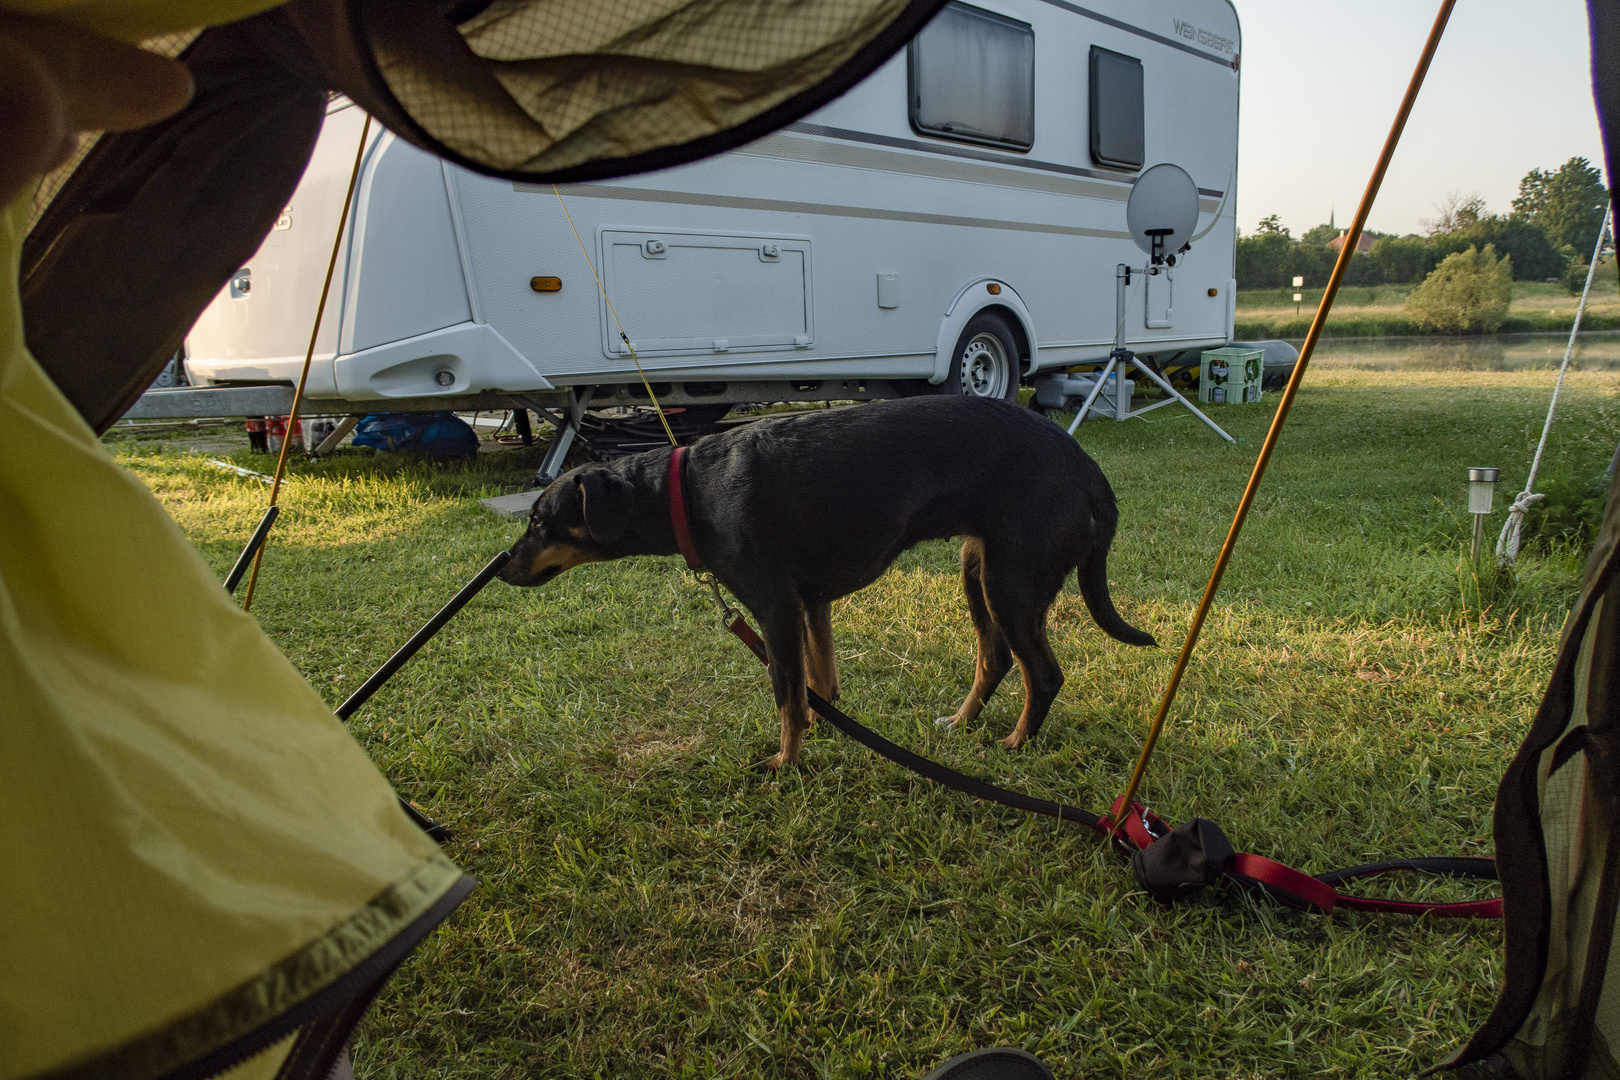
1235,275,1620,338
110,366,1620,1078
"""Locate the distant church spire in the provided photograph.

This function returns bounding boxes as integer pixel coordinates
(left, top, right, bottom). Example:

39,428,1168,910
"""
1329,207,1336,230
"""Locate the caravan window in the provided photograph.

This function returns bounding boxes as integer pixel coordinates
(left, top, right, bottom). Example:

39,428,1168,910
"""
1089,46,1144,170
909,3,1035,151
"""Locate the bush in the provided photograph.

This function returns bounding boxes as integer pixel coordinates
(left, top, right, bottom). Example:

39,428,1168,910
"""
1427,216,1563,281
1405,244,1514,333
1564,254,1591,294
1522,466,1613,554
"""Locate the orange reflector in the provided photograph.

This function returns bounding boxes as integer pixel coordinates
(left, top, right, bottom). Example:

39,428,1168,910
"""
530,276,562,292
1208,287,1218,297
986,283,1001,295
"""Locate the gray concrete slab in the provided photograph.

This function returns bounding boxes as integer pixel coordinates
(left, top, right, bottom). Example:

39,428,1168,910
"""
480,490,543,519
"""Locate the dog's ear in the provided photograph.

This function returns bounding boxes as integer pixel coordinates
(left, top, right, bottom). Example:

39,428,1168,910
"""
575,469,635,544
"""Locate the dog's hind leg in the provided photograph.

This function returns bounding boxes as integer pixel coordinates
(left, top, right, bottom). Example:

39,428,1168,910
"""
980,553,1065,750
754,598,812,769
802,600,840,702
938,538,1014,732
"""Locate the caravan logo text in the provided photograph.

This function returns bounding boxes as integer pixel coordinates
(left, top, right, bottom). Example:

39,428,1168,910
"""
1172,19,1234,55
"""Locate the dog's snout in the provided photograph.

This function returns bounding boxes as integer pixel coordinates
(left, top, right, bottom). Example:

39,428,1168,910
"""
496,535,599,587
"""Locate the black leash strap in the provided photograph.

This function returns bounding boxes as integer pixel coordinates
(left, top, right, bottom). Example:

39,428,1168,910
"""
724,621,1104,830
807,689,1103,829
730,617,1500,915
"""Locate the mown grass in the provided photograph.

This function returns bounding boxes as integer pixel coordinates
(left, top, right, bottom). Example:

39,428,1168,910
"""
109,366,1620,1078
1236,280,1620,339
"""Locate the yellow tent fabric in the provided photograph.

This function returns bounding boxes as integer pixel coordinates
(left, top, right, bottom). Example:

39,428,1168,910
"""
0,6,472,1080
0,1,268,41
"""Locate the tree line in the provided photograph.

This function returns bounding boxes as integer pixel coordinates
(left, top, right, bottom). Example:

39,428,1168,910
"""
1236,157,1606,290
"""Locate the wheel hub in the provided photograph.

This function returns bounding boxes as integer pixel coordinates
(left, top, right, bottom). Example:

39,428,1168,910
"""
960,333,1010,398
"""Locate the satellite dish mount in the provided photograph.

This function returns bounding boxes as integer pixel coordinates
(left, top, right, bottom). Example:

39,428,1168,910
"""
1067,164,1233,442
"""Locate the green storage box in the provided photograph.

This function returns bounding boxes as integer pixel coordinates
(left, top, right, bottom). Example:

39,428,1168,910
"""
1199,347,1263,405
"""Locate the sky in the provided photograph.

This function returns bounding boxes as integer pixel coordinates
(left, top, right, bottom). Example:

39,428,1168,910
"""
1235,0,1606,238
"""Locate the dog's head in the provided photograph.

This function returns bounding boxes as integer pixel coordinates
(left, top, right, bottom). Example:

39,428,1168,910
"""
498,465,636,587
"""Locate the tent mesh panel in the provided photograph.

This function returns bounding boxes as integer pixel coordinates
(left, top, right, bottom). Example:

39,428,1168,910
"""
370,0,912,174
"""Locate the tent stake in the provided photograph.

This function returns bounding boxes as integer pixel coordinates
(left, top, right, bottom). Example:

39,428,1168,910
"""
1108,0,1457,826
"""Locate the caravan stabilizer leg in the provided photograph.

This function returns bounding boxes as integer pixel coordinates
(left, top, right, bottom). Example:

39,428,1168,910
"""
531,386,595,487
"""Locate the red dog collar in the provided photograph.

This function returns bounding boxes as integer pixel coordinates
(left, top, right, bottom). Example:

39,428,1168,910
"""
668,446,702,571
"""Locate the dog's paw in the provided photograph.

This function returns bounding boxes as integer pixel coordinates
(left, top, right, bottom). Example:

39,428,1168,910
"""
934,715,960,732
999,732,1028,750
753,752,793,772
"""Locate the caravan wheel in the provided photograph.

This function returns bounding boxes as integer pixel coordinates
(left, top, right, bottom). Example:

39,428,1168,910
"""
950,315,1020,402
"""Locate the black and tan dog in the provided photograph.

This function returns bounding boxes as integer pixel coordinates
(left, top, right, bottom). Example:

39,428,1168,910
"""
499,396,1154,768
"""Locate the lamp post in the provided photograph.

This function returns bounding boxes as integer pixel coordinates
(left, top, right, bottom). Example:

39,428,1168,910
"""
1469,467,1499,564
1292,275,1305,317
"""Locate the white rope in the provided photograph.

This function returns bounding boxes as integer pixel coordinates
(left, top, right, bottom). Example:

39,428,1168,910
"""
1497,204,1611,569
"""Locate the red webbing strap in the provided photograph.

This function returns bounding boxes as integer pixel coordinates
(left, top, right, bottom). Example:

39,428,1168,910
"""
668,446,702,571
1107,796,1170,849
1230,853,1502,917
730,616,769,665
1232,853,1343,913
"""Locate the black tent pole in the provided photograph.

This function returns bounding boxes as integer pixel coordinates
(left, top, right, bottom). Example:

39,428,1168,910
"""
334,550,513,843
336,550,512,721
223,506,280,595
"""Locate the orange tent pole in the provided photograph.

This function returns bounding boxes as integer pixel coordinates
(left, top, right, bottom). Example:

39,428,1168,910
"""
241,115,372,612
1108,0,1457,826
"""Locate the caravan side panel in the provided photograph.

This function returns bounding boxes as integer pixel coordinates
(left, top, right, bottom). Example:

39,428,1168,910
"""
184,104,372,393
342,134,471,355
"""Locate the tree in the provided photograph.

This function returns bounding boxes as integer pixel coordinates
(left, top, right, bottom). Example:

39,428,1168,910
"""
1369,235,1429,284
1300,222,1339,246
1428,215,1561,281
1422,191,1488,236
1236,230,1292,287
1252,214,1290,237
1512,156,1606,255
1405,244,1514,333
1341,250,1383,286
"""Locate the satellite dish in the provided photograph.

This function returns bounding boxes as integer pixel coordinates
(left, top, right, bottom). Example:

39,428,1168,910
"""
1126,163,1200,264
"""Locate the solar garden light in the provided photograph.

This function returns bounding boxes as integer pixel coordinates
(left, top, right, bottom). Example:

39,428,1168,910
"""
1469,467,1500,564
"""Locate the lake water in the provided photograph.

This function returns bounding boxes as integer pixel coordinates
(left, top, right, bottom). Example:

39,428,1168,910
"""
1286,331,1620,371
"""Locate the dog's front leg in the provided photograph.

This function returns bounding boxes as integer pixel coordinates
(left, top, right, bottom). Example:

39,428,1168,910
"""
757,601,811,769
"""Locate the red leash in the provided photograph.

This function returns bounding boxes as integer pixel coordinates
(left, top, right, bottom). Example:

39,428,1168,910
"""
666,446,1499,918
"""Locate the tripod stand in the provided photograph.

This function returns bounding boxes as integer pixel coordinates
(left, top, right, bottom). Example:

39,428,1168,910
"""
1067,260,1233,443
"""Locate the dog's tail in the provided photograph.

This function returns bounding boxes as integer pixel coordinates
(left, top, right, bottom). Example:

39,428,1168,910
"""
1077,552,1156,647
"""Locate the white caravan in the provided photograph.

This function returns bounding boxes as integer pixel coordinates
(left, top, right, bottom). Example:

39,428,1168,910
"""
183,0,1242,456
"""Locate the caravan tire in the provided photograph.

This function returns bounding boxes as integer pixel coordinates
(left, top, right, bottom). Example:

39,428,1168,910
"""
948,314,1020,402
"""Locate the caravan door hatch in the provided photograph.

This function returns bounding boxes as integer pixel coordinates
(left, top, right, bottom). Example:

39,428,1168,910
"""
600,231,813,358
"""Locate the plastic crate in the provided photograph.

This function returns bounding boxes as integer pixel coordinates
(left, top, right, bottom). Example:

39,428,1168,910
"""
1199,347,1263,405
